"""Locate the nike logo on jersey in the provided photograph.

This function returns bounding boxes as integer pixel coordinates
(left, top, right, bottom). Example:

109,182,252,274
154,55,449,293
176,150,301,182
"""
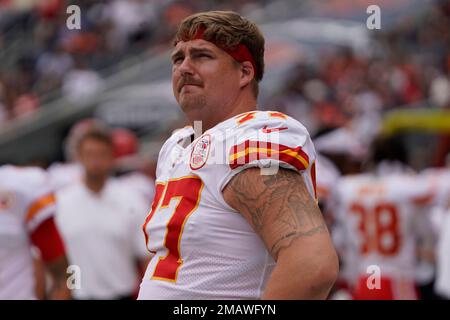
261,125,288,133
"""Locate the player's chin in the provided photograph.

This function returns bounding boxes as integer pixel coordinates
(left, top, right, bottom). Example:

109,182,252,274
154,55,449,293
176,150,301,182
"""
179,96,205,113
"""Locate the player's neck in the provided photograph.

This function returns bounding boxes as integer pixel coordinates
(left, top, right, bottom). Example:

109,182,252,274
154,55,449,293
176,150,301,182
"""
189,94,257,132
84,175,108,194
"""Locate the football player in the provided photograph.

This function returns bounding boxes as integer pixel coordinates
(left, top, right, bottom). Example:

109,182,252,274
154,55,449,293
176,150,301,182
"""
332,136,436,299
138,11,338,300
0,165,70,299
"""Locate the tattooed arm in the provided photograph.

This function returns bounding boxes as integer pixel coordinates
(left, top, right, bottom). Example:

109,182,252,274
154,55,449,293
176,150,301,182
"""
223,167,339,299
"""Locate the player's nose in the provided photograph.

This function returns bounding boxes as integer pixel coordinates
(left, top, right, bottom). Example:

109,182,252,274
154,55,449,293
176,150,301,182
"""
177,56,195,77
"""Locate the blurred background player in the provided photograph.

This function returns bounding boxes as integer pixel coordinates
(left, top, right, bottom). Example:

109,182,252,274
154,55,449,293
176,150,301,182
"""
423,153,450,299
313,128,367,299
0,165,70,299
331,135,436,300
55,123,150,300
48,120,156,208
434,177,450,299
47,119,99,192
112,127,156,209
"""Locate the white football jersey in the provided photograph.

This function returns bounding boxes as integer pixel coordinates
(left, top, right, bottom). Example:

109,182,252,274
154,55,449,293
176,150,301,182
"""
138,110,317,299
117,172,155,211
332,163,434,284
47,162,83,191
0,165,56,299
421,167,450,217
422,168,450,298
316,153,340,202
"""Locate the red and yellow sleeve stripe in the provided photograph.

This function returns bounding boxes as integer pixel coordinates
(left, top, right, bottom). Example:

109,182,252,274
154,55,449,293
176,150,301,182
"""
25,193,56,223
229,140,310,171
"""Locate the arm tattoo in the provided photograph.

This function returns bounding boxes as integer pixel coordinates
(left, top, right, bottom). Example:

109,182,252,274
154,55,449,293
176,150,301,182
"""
225,167,327,259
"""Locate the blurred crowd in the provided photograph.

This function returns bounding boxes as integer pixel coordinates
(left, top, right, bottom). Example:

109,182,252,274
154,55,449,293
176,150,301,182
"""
1,0,448,140
269,0,450,140
0,0,267,124
2,0,448,165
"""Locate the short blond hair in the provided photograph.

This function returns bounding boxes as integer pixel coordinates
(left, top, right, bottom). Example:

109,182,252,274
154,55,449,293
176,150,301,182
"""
174,11,265,97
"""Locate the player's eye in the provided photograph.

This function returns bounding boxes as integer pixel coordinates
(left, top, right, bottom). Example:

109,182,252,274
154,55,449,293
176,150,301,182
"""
195,53,212,59
172,56,183,64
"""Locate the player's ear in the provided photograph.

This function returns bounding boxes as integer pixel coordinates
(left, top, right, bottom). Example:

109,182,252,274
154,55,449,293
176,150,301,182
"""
239,61,254,89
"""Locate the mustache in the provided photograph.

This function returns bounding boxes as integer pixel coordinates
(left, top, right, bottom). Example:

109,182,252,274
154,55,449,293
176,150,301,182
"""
178,76,203,92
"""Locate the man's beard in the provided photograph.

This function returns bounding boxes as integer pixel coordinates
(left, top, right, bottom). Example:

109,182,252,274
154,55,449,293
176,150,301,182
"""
179,94,207,114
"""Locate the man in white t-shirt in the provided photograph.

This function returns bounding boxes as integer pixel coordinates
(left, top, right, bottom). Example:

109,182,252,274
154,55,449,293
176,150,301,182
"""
55,124,149,299
112,127,155,210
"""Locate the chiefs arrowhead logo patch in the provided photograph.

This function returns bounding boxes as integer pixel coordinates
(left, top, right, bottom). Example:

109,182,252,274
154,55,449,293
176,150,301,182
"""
190,134,211,170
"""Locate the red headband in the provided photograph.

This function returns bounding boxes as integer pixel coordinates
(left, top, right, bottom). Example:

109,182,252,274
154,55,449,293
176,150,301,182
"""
181,27,258,78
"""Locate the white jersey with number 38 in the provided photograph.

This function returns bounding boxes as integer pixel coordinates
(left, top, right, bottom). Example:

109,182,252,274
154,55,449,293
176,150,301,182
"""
138,111,317,299
332,164,434,283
